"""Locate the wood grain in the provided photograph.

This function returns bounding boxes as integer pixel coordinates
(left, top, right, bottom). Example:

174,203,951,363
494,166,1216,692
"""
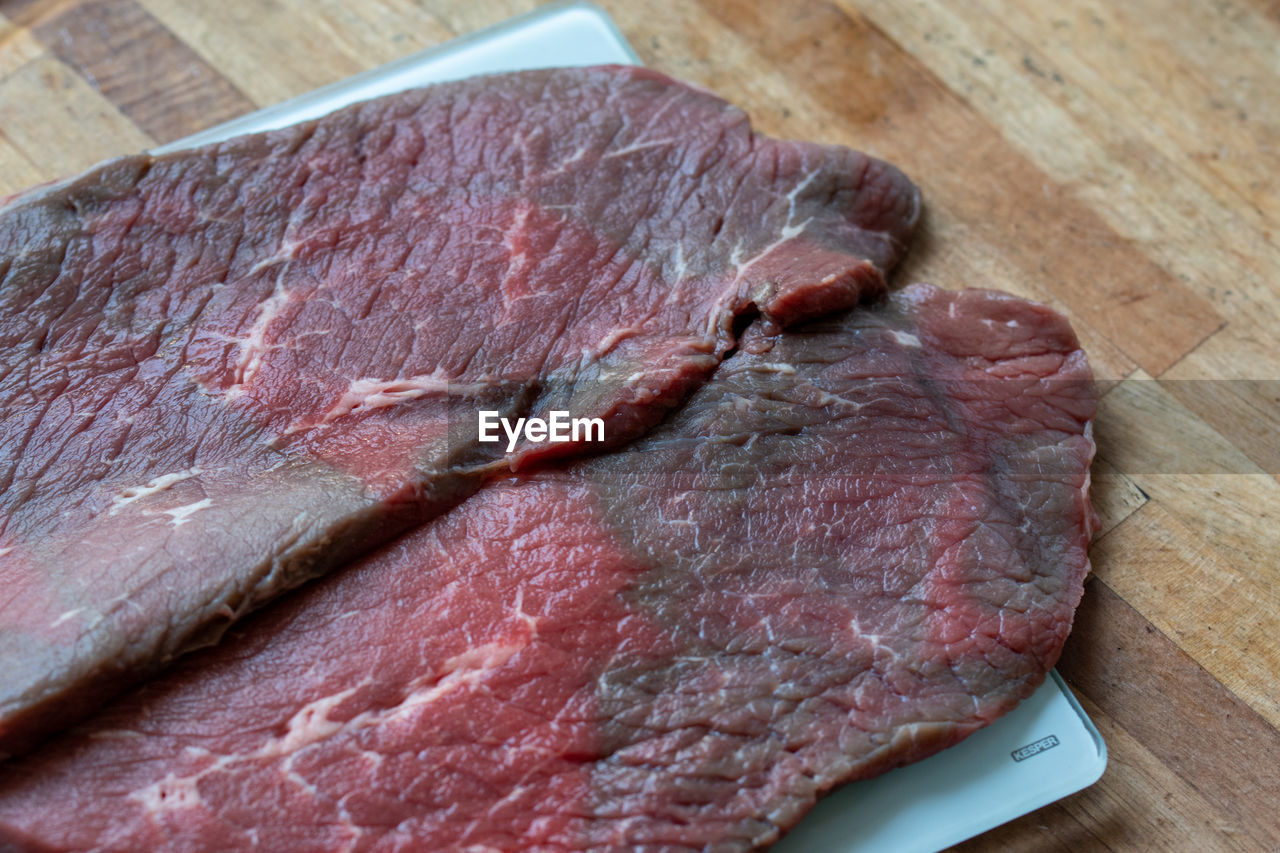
1060,579,1280,851
985,692,1258,853
30,0,255,143
1092,499,1280,729
0,0,1276,850
135,0,456,107
954,696,1259,853
0,49,151,179
1088,456,1148,538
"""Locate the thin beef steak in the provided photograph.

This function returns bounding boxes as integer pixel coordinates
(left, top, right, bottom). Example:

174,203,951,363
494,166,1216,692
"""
0,65,920,756
0,284,1096,851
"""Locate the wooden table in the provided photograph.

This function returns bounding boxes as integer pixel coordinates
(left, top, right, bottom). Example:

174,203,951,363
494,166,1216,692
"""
0,0,1276,849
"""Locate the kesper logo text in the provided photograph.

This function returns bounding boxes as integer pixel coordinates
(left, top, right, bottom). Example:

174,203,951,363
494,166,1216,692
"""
478,411,605,452
1010,734,1060,762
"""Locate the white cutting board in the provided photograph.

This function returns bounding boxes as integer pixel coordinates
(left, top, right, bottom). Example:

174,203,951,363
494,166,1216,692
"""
773,670,1105,852
160,3,1107,849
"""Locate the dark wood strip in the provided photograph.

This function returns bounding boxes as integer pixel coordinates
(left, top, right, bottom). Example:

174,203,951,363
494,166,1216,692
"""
690,0,1222,377
1056,577,1280,851
1163,378,1280,475
28,0,256,144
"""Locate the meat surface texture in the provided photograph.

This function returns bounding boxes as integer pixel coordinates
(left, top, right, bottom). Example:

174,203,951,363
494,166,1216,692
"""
0,65,921,756
0,284,1096,852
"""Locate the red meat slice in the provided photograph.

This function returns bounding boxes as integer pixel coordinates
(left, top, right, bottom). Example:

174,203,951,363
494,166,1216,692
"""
0,284,1095,851
0,65,920,756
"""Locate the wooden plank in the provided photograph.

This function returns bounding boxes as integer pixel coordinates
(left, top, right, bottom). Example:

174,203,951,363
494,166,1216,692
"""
1150,472,1280,581
603,0,1138,382
1092,372,1280,732
0,52,152,185
955,0,1280,398
0,134,42,199
959,575,1280,852
957,688,1260,852
1162,346,1280,476
1056,691,1262,852
1095,371,1280,576
851,0,1247,375
0,17,45,196
1091,499,1280,728
644,0,1212,379
136,0,456,106
855,0,1280,402
1095,371,1260,477
975,0,1280,242
415,0,534,35
1055,697,1261,852
29,0,256,143
0,9,43,77
933,0,1280,495
1057,578,1280,851
246,0,458,62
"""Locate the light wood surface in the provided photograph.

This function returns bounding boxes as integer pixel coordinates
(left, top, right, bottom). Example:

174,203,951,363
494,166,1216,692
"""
0,0,1276,849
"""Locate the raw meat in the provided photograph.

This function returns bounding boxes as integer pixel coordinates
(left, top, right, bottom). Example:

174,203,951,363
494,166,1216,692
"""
0,65,920,757
0,284,1096,851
